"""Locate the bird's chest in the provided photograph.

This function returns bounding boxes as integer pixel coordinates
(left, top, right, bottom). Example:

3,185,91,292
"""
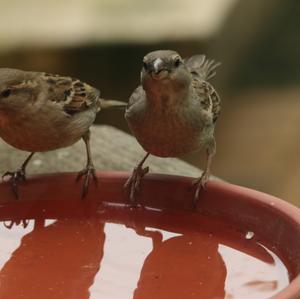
0,117,49,151
0,115,67,152
0,109,91,152
128,104,202,157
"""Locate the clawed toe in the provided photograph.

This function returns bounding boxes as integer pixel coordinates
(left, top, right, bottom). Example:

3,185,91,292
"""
2,170,27,199
124,166,149,204
76,165,97,199
192,172,210,207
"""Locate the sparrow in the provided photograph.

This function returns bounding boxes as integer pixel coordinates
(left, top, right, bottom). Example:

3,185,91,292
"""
0,68,126,199
125,50,221,205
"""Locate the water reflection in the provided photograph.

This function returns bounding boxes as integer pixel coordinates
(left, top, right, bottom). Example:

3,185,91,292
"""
0,218,104,299
220,244,289,298
132,226,226,299
0,207,291,299
3,219,29,229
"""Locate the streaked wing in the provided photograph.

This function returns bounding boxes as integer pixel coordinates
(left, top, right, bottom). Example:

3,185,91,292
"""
41,73,100,115
193,79,221,123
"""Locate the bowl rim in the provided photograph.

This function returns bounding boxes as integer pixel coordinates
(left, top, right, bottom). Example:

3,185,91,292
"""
0,171,300,299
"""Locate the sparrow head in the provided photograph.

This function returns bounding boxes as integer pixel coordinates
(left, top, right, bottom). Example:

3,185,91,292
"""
141,50,191,91
0,68,39,114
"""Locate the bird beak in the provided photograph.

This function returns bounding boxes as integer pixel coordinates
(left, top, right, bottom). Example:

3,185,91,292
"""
149,58,169,80
153,58,164,74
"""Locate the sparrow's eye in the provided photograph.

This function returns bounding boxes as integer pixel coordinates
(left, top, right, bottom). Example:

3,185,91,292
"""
174,58,182,67
1,88,11,98
143,62,148,70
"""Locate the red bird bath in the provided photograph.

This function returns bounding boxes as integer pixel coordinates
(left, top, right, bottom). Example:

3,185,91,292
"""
0,172,299,299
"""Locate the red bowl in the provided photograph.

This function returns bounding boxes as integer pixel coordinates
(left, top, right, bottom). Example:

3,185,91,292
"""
0,172,299,299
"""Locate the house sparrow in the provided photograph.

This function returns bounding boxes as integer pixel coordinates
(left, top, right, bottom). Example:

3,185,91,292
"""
125,50,221,205
0,68,126,199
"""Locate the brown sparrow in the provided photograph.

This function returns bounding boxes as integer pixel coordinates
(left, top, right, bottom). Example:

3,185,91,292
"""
0,68,126,198
125,50,221,205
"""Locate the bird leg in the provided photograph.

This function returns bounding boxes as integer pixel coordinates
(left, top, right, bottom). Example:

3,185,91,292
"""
192,137,216,205
2,152,35,199
76,130,97,199
124,153,150,204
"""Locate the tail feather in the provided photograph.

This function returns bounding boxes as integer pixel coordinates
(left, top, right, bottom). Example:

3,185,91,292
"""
98,98,127,109
184,55,221,81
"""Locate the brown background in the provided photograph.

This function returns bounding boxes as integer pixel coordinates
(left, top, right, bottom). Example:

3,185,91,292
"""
0,0,299,206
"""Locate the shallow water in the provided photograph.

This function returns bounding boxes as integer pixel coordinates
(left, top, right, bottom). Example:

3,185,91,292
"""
0,206,291,299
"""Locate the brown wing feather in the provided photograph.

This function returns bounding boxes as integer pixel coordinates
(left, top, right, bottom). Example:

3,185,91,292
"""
192,78,221,123
41,73,100,115
209,85,221,123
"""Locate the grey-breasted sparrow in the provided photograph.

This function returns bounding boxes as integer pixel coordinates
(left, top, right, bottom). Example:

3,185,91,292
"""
125,50,221,205
0,68,126,198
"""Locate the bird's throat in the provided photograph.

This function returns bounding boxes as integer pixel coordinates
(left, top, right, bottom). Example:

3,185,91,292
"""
145,85,189,109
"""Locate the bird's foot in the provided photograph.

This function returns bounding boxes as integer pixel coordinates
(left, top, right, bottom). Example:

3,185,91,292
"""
191,171,210,207
2,169,27,199
76,164,97,199
124,165,149,205
3,219,30,229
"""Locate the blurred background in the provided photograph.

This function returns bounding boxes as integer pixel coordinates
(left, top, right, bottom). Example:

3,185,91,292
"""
0,0,299,206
